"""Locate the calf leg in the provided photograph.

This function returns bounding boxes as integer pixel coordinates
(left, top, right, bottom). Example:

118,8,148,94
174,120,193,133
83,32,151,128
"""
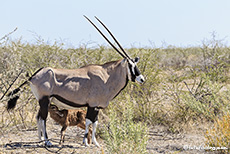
37,96,52,146
83,107,100,147
60,125,67,145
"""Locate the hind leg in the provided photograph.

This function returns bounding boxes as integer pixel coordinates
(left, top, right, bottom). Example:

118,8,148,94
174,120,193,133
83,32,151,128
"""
36,115,42,140
37,96,52,146
60,125,67,145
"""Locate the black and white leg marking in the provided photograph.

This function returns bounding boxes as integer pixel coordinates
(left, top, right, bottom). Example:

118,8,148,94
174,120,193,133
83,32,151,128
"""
37,96,52,146
83,106,100,147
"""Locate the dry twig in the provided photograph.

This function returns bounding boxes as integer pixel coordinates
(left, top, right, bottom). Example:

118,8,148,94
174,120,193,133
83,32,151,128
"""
0,27,18,41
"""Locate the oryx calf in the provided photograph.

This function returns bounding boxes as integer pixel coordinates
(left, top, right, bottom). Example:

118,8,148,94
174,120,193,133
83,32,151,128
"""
48,104,92,145
6,16,145,147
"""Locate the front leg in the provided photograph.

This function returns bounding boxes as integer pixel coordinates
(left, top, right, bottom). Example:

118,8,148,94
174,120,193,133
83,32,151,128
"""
92,120,100,147
83,118,92,146
83,106,100,147
77,119,92,144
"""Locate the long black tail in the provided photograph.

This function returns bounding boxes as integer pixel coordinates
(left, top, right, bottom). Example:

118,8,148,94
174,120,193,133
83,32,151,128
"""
7,80,28,110
7,67,43,111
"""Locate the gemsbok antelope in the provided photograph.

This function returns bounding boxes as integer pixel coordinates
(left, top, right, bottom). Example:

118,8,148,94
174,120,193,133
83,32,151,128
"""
6,16,145,147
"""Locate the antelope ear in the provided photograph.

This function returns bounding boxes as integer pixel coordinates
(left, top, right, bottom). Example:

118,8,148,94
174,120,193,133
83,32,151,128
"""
134,57,140,64
121,58,127,67
55,111,64,117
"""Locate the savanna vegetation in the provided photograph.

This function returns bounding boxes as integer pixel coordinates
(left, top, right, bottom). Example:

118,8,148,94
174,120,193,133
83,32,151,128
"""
0,32,229,153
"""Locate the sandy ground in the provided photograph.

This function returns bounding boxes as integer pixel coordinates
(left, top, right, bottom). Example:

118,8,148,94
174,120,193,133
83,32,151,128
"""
0,118,105,154
0,118,221,154
147,126,220,154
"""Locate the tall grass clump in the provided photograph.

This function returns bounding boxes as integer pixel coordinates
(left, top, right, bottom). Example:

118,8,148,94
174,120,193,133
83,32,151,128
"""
205,113,230,153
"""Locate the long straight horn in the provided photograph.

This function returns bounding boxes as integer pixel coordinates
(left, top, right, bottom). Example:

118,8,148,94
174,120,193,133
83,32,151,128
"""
94,16,132,60
84,15,126,58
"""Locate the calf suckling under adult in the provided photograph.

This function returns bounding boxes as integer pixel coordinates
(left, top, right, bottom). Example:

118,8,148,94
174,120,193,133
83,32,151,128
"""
5,16,145,147
48,104,92,145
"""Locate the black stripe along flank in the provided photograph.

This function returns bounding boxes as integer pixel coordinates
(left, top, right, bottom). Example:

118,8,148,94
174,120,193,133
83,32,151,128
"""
50,95,88,108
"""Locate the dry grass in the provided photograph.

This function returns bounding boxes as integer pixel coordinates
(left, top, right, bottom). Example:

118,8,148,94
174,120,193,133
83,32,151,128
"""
205,113,230,153
0,34,230,153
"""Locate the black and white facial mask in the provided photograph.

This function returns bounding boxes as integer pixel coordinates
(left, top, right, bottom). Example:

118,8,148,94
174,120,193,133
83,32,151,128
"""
128,57,145,83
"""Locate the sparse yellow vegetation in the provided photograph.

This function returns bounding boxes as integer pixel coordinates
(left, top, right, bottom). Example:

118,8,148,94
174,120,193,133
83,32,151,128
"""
205,113,230,153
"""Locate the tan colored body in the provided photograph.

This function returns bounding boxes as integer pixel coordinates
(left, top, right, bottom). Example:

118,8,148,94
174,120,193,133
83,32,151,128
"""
30,59,128,108
48,104,92,145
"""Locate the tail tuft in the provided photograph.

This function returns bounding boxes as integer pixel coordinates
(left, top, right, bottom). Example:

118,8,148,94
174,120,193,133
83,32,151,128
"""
7,96,19,111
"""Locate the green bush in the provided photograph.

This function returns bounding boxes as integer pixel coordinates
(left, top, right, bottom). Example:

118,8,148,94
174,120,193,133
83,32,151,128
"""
101,98,149,154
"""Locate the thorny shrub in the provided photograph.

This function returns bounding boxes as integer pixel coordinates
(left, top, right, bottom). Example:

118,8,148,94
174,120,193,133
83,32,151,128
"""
0,33,229,152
